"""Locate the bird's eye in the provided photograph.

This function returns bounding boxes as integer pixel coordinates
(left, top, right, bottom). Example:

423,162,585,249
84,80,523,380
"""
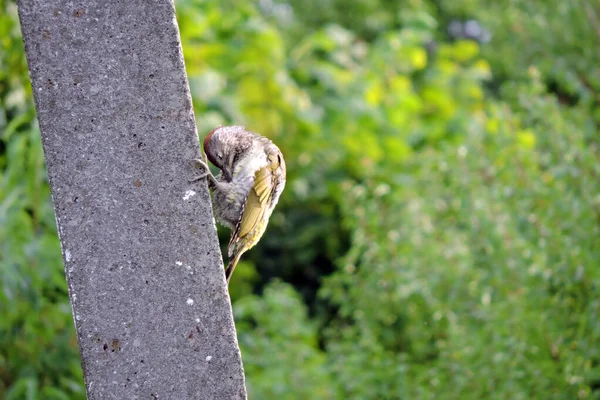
218,153,223,160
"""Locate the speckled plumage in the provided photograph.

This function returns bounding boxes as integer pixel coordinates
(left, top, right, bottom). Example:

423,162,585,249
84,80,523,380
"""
194,125,286,284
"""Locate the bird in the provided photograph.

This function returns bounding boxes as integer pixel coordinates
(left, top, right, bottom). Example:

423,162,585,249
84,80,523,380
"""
191,125,286,284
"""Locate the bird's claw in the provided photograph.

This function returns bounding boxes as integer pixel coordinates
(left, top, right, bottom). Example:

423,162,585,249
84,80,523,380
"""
189,174,207,183
189,158,210,183
193,158,210,171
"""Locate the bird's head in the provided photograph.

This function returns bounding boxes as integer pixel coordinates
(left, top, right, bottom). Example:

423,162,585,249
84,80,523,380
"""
203,125,253,181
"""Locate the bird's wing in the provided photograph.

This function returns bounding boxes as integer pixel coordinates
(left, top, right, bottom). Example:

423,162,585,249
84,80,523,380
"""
228,145,285,257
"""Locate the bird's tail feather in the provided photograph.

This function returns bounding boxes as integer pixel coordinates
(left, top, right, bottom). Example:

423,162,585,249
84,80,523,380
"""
225,250,244,284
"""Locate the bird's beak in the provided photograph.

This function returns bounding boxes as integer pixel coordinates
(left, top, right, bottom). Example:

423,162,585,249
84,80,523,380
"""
223,155,235,181
223,168,232,182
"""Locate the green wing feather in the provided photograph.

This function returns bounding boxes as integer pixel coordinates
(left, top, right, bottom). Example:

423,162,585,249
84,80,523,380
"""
227,164,275,256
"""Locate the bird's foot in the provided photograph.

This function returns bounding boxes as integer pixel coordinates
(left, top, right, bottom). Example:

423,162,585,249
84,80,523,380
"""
189,158,210,183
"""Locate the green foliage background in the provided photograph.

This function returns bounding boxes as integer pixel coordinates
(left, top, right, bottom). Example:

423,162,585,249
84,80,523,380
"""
1,0,600,398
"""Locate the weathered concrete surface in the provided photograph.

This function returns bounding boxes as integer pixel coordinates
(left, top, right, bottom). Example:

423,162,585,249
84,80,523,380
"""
17,0,247,398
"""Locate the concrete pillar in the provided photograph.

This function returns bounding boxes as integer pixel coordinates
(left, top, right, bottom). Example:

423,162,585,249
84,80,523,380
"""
17,0,247,398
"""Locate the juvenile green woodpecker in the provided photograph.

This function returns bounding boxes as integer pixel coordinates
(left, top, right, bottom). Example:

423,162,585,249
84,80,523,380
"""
192,126,286,284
